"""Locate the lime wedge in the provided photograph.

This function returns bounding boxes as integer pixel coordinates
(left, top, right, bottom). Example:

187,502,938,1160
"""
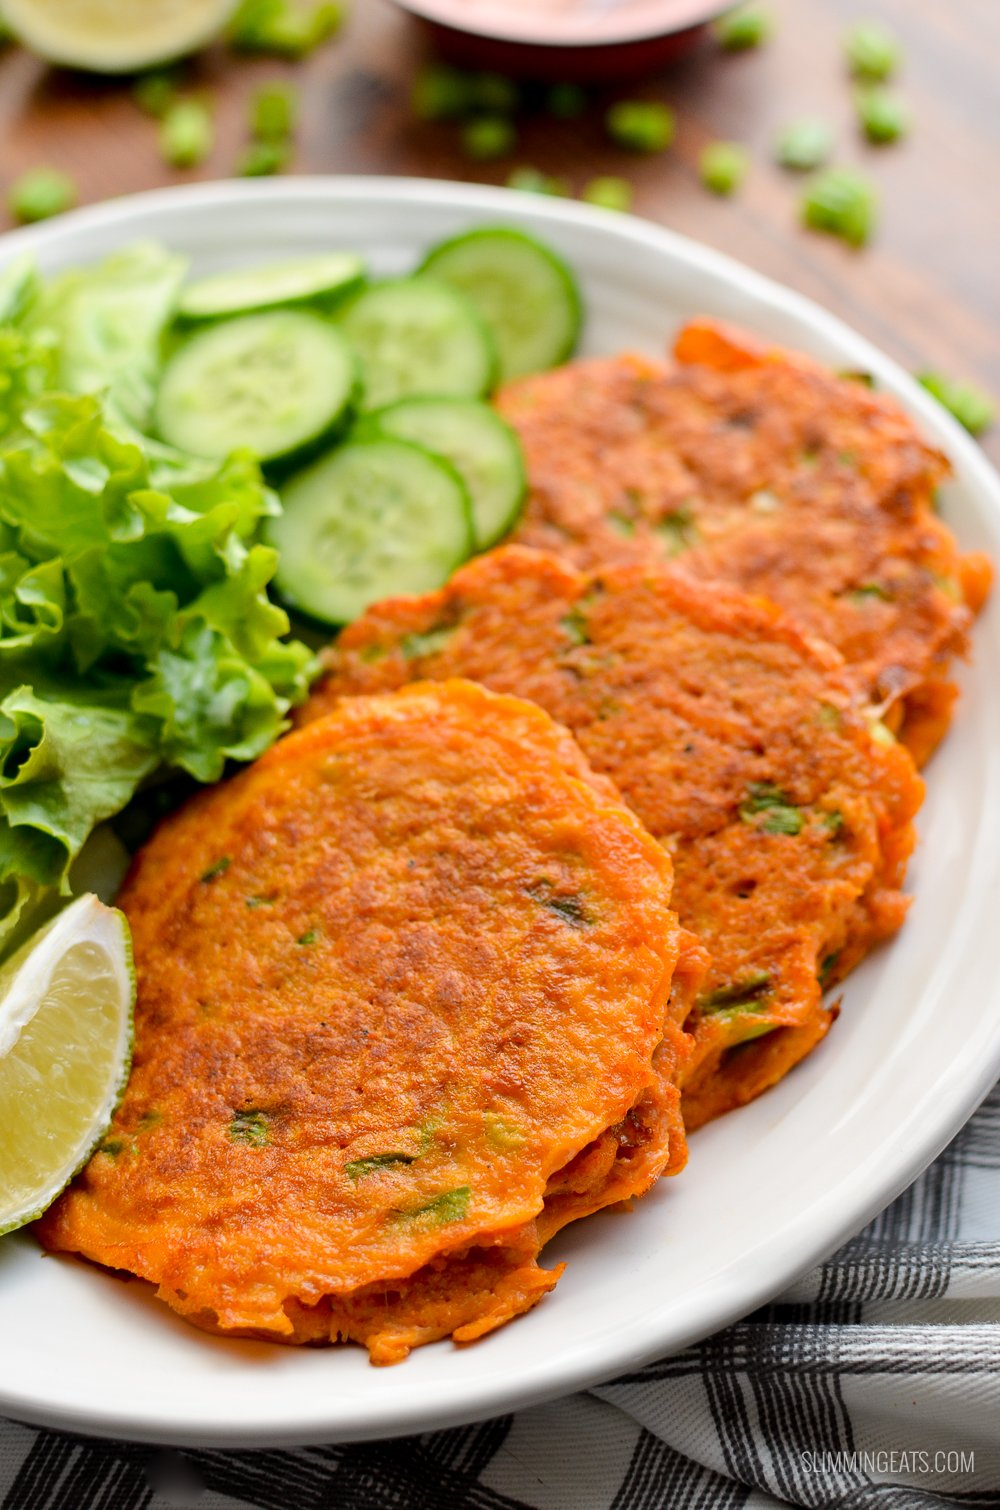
1,0,237,74
0,894,134,1237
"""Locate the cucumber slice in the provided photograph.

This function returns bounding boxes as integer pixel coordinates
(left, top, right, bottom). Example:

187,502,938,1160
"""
155,311,357,464
269,439,474,625
177,254,366,322
419,227,582,383
363,397,526,549
336,277,498,411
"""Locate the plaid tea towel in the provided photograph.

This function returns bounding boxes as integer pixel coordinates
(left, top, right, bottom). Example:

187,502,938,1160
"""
3,1081,999,1510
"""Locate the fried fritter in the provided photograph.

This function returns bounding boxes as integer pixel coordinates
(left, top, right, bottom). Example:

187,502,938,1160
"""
38,681,690,1364
304,548,923,1126
499,319,993,765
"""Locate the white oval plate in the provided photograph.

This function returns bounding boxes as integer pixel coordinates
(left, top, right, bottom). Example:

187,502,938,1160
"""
1,179,999,1449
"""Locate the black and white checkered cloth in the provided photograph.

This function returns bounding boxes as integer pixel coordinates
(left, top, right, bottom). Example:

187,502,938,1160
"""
3,1082,999,1510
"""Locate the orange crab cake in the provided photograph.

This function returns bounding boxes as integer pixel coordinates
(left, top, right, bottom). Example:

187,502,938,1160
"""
38,681,691,1365
304,547,923,1128
499,319,992,766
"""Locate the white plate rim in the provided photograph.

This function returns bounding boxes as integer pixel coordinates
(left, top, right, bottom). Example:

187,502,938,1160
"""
0,176,998,1448
387,0,728,50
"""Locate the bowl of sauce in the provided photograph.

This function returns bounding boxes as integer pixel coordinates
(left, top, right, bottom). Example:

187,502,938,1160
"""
389,0,732,79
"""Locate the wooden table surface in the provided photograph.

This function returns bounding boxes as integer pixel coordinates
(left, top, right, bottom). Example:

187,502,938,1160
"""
1,0,997,465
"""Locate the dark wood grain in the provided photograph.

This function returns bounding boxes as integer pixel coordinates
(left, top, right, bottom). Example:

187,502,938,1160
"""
1,0,997,464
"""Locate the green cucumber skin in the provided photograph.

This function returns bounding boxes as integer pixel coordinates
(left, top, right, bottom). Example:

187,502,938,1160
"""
358,396,527,550
418,226,583,382
176,255,368,322
269,438,475,628
336,277,500,411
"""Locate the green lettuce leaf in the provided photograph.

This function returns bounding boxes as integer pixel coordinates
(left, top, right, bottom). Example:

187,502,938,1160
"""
0,255,316,955
23,242,188,431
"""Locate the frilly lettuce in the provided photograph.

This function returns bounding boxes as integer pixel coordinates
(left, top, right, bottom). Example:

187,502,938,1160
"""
0,247,315,954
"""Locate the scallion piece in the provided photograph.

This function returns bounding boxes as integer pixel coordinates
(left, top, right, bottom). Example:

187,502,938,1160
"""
606,100,675,153
801,167,877,247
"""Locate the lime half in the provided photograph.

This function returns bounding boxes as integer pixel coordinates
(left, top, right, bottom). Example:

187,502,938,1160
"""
0,894,134,1236
1,0,237,74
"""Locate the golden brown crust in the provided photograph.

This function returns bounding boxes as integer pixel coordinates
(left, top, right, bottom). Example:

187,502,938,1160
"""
39,681,687,1361
304,547,923,1126
498,321,992,764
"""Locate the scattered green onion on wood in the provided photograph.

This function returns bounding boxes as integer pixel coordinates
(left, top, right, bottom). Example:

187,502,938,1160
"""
159,100,214,169
469,72,519,115
714,5,772,51
582,176,634,212
132,70,179,119
546,83,587,119
856,87,908,144
236,140,291,176
774,117,835,171
844,19,901,81
7,167,77,223
460,116,517,160
606,100,676,153
801,167,877,247
507,167,570,197
918,373,996,437
411,65,471,121
699,141,749,195
229,0,343,57
251,82,299,142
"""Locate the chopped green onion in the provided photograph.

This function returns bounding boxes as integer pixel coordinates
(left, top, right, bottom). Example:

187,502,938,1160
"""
844,20,901,81
400,625,457,660
801,167,877,247
856,87,908,144
229,0,343,57
236,140,291,177
699,141,749,195
918,373,995,437
7,167,77,224
546,83,587,119
460,115,517,161
739,782,804,835
582,176,634,212
700,970,772,1012
850,582,891,602
159,100,214,169
868,719,896,747
229,1109,269,1146
132,69,180,119
559,606,591,646
251,82,299,141
507,167,570,197
469,72,519,114
655,505,698,554
606,100,675,153
345,1152,415,1181
714,5,772,50
774,117,834,171
411,64,471,121
200,856,231,882
394,1186,470,1225
526,882,591,929
483,1114,525,1151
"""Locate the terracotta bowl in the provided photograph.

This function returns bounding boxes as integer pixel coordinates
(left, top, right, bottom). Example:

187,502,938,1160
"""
388,0,732,80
